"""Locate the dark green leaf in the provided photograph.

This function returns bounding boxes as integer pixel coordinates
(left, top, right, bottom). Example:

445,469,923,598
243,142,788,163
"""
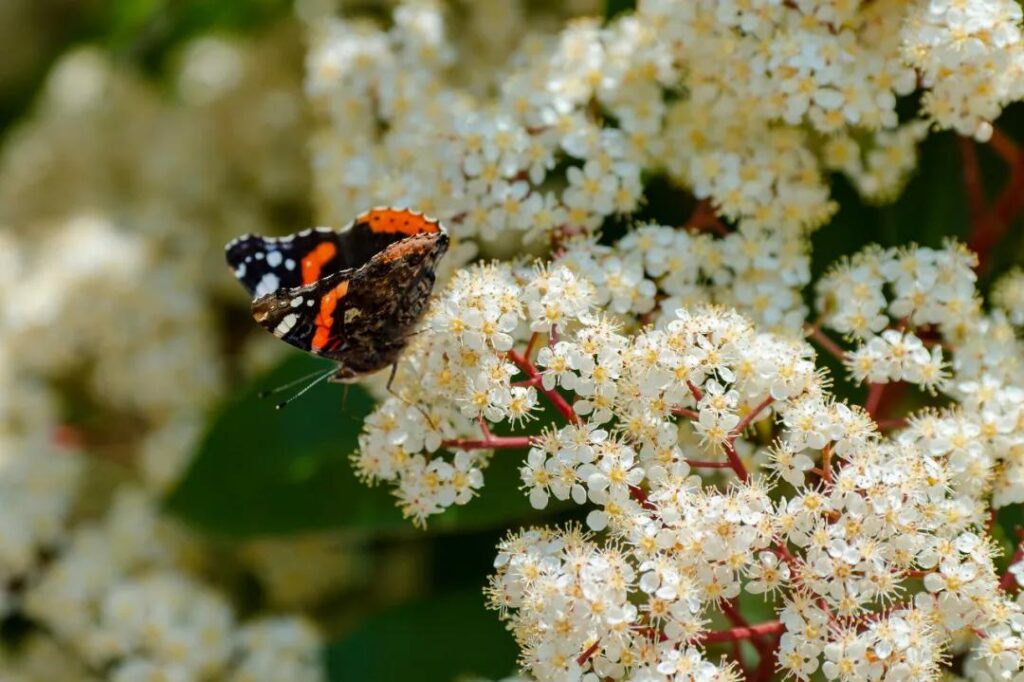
325,590,518,682
165,354,562,538
604,0,636,21
165,354,405,536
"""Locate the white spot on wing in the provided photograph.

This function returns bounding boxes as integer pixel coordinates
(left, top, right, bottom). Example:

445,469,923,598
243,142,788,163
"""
275,313,298,337
254,273,280,297
285,259,295,271
290,297,303,307
235,264,246,277
266,251,283,267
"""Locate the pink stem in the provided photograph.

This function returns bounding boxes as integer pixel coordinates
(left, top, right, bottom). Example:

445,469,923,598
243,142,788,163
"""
731,396,774,437
508,349,580,425
864,383,886,419
443,436,535,450
806,325,847,363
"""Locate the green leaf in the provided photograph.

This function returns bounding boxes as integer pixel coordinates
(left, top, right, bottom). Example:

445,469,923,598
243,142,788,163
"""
165,354,405,536
325,590,518,682
604,0,636,20
812,131,969,281
165,354,561,538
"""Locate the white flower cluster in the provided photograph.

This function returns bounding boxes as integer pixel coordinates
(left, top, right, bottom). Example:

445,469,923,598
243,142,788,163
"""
904,0,1024,141
0,33,328,682
994,267,1024,326
817,242,979,388
353,263,590,523
349,243,1024,679
305,3,647,268
21,489,323,682
306,0,1024,283
0,404,83,617
559,223,811,332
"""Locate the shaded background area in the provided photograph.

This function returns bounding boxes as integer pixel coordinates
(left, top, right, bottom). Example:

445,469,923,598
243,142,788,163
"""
2,1,1024,681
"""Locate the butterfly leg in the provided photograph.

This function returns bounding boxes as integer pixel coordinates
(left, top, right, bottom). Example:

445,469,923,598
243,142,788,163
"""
384,362,439,430
386,361,399,393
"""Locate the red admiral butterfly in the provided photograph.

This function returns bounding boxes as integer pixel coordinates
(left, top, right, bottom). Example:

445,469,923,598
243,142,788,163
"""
226,208,449,406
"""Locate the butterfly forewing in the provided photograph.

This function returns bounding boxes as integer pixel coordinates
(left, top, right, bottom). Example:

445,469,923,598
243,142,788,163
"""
227,207,448,382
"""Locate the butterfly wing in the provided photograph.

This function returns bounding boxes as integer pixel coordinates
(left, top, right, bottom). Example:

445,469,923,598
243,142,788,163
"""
248,269,355,355
225,208,442,298
249,229,449,378
225,228,346,298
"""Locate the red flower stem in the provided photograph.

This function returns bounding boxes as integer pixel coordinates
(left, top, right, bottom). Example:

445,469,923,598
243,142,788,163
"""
731,396,774,437
821,443,832,484
875,418,908,431
442,436,535,450
686,199,730,237
673,407,700,420
990,126,1020,165
576,641,600,667
687,380,704,402
959,137,986,225
686,459,735,469
721,599,773,659
972,129,1024,272
723,442,750,482
752,638,780,682
524,331,541,362
699,620,784,644
718,396,767,482
864,382,886,419
628,484,656,510
805,325,847,363
508,349,580,424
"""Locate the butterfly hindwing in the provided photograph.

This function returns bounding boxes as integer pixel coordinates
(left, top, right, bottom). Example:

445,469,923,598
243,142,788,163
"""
249,270,354,355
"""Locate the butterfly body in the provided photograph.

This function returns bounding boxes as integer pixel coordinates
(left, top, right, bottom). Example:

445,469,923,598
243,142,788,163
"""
227,208,448,383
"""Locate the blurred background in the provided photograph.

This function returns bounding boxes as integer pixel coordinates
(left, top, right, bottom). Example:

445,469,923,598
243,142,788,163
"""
2,1,1024,681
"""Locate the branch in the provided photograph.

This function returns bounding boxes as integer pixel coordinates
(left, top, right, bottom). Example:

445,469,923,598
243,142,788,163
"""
673,407,700,420
721,599,774,659
686,459,735,469
731,396,774,437
972,129,1024,272
864,382,886,419
805,324,848,363
959,136,986,225
686,199,730,237
507,349,580,425
699,620,784,644
723,442,750,482
989,126,1020,166
442,436,535,450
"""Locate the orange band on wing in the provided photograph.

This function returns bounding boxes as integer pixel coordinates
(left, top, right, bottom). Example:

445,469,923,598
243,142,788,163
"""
358,208,440,236
311,281,349,351
302,242,337,285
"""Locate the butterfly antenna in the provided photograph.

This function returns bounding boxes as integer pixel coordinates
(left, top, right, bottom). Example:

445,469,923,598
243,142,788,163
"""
259,369,331,398
275,368,336,410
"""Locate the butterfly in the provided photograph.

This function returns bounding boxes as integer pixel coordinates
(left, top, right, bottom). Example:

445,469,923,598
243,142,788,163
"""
226,208,449,406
